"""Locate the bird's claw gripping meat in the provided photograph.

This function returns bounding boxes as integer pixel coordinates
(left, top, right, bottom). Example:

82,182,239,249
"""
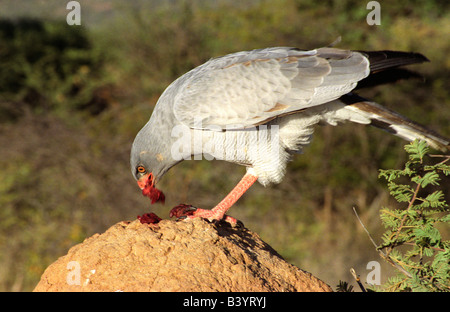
169,204,197,219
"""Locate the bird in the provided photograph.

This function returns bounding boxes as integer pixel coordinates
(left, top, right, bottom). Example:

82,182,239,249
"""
130,46,449,224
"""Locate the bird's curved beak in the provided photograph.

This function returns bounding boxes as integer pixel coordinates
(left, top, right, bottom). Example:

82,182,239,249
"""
137,173,151,190
138,172,165,204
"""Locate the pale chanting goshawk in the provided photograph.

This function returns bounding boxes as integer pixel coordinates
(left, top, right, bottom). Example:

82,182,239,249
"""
130,46,449,224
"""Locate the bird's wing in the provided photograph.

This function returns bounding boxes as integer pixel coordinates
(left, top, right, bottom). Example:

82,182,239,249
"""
173,47,370,130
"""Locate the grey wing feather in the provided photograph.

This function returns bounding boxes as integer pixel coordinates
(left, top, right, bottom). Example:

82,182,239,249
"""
173,47,370,129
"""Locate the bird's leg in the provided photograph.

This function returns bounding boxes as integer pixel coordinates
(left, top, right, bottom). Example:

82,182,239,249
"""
170,172,258,224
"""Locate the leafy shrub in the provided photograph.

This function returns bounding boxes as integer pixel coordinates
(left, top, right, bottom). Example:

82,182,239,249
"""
377,140,449,291
0,18,108,121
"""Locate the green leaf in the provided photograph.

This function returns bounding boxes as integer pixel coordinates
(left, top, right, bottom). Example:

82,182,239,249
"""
439,164,450,175
387,183,413,202
413,226,441,246
423,191,446,208
412,171,440,188
440,214,450,223
379,169,405,181
404,140,429,162
423,247,434,257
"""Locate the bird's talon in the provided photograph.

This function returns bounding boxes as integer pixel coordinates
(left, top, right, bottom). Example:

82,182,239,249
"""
169,204,197,219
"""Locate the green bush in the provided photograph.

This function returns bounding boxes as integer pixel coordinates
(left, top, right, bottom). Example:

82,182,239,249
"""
376,141,449,291
0,18,108,121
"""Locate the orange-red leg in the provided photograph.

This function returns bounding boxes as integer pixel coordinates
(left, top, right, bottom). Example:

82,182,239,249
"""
170,172,258,223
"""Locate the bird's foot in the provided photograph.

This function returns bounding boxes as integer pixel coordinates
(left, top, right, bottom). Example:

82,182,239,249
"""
169,204,197,218
169,204,240,226
137,212,162,225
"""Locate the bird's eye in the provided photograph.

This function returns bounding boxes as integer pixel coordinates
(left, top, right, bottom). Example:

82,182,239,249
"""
137,166,146,174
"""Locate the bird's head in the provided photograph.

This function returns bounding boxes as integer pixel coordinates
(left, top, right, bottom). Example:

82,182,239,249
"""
137,169,165,207
131,116,183,205
132,159,166,205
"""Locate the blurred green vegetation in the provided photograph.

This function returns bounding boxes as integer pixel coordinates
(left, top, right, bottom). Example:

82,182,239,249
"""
0,0,448,291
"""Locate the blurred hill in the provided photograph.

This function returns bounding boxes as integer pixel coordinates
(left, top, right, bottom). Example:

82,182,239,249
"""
0,0,448,291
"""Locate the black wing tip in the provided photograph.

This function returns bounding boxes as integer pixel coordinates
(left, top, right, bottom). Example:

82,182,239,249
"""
357,50,430,72
386,50,430,64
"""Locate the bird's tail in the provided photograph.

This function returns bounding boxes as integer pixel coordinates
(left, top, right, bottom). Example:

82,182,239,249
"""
341,93,450,152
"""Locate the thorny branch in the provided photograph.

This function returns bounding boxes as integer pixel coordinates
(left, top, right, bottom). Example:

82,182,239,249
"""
384,182,422,259
352,207,412,278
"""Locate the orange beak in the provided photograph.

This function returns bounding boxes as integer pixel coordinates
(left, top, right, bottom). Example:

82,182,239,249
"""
137,172,151,190
138,172,165,204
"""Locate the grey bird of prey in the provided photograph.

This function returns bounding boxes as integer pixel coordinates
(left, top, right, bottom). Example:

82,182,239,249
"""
131,46,449,224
